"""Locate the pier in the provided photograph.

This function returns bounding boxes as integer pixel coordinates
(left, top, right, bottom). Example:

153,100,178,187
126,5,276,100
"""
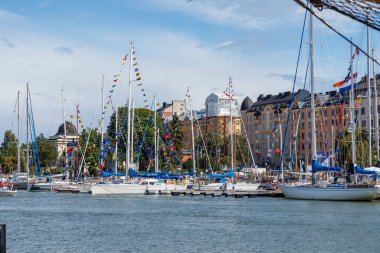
146,189,284,198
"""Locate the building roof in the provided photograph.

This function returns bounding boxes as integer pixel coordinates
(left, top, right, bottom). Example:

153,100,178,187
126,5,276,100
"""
55,121,77,136
241,96,254,111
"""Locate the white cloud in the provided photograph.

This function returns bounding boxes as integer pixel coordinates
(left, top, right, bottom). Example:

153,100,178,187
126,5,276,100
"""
149,0,302,29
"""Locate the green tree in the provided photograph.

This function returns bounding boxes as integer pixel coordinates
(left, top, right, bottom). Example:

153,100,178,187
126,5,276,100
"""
0,130,17,174
79,128,101,176
337,128,375,170
37,134,57,167
169,113,183,161
107,107,165,171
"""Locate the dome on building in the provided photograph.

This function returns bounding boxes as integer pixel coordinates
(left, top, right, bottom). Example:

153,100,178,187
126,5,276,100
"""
55,121,77,136
241,96,254,111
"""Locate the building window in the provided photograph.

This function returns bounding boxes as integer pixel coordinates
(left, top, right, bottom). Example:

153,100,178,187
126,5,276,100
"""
301,133,304,139
362,120,366,128
361,107,365,115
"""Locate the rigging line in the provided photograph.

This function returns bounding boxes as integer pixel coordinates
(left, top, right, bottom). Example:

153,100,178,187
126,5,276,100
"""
293,0,380,66
281,2,309,167
10,94,18,132
290,56,310,170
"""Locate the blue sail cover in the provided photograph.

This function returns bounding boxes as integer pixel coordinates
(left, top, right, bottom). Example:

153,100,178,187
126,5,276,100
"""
101,171,126,177
354,165,377,175
312,160,341,173
128,168,193,179
207,170,234,179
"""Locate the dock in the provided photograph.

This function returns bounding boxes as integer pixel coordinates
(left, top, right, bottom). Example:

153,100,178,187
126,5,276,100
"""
161,189,284,198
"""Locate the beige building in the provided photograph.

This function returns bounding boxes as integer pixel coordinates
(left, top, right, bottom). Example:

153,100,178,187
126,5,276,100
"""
241,89,348,169
180,93,241,160
49,121,78,169
157,100,187,121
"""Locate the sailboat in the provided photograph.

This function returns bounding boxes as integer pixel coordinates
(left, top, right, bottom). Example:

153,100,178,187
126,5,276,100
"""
199,79,260,191
91,42,154,195
279,6,378,201
11,91,26,191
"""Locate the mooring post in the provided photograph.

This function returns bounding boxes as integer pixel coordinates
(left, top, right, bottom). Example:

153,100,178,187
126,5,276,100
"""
0,224,5,253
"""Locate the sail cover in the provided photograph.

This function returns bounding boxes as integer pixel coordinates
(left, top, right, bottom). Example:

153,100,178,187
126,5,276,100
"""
207,170,234,179
355,165,378,175
312,160,341,173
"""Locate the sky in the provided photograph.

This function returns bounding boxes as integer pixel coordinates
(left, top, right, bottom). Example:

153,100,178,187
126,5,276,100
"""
1,0,380,142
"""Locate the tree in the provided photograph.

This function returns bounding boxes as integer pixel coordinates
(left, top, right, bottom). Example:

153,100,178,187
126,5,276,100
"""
0,130,17,174
107,106,165,171
169,113,183,161
79,128,101,176
37,134,57,168
337,128,375,170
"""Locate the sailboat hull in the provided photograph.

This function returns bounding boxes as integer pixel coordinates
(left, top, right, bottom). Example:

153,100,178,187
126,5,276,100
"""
28,183,53,192
279,185,379,201
91,183,148,196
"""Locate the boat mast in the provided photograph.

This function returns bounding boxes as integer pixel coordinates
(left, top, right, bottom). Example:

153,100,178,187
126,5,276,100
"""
100,74,104,170
310,6,317,164
239,105,255,168
75,104,79,179
228,77,234,175
349,41,356,167
130,99,135,168
126,42,133,173
17,91,20,174
372,48,379,164
115,106,118,174
26,83,29,178
367,25,372,166
62,86,69,181
154,95,158,173
187,87,196,176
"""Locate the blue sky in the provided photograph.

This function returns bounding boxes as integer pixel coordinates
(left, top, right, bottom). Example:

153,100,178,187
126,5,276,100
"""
0,0,379,141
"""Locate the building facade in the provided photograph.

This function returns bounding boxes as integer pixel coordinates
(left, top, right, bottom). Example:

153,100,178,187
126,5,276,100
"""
241,89,349,169
157,100,187,121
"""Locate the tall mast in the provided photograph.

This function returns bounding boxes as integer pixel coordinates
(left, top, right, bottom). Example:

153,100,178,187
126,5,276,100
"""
17,91,20,174
187,87,196,176
228,77,234,174
278,111,283,181
372,48,379,164
126,41,133,173
367,25,372,166
115,106,118,174
349,41,356,167
26,83,29,178
62,86,68,181
239,107,255,168
100,74,104,169
310,6,317,163
75,104,79,178
154,95,158,173
130,99,135,166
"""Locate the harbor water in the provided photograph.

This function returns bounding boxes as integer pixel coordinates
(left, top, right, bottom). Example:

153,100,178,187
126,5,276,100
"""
1,191,380,253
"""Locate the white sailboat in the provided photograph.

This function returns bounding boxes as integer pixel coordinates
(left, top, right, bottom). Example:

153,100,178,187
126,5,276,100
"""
91,42,152,196
279,6,378,201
